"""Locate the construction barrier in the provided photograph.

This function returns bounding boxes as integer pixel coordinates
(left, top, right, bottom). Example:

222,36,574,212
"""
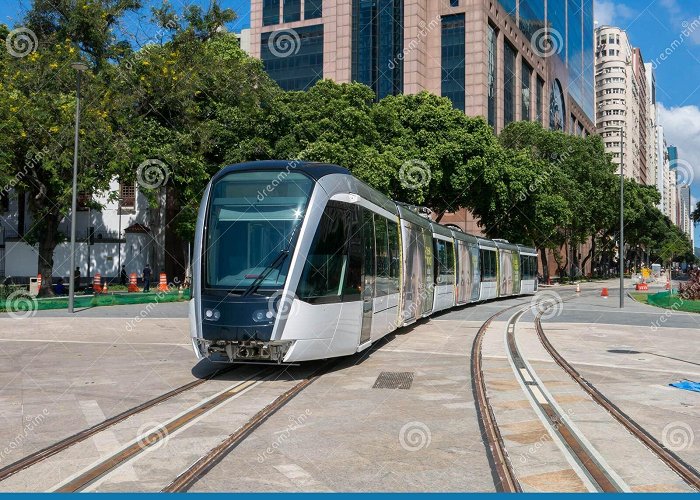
128,273,140,293
158,273,169,292
93,273,102,294
635,283,648,291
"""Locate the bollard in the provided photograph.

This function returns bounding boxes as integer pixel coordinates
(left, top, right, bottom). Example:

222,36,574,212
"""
128,272,139,292
93,273,102,294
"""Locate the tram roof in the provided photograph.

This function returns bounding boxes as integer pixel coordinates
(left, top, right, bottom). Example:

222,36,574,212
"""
215,161,351,181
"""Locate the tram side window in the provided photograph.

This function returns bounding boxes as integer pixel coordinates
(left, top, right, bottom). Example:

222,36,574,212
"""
388,220,400,294
297,202,353,303
374,215,390,297
480,249,497,282
435,239,455,285
520,255,538,280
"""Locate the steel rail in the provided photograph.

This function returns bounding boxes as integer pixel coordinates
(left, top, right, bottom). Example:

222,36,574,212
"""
535,313,700,491
163,362,331,492
0,366,237,483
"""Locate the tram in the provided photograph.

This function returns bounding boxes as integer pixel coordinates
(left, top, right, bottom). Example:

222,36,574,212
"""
190,161,538,363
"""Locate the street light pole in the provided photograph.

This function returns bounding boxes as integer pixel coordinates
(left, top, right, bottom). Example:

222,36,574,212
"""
618,128,624,309
602,124,625,309
68,62,88,314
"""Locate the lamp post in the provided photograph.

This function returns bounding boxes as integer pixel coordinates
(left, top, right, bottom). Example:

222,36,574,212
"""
603,125,625,308
68,61,88,314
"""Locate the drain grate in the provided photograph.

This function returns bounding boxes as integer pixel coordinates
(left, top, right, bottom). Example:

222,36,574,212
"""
372,371,414,390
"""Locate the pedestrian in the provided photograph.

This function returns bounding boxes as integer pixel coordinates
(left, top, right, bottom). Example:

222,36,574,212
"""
142,263,152,292
73,267,81,292
120,265,127,286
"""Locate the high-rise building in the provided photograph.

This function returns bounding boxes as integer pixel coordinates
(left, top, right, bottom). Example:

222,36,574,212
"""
594,26,648,184
251,0,596,136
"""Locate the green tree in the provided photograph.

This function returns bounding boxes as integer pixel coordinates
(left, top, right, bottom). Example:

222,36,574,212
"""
1,0,140,295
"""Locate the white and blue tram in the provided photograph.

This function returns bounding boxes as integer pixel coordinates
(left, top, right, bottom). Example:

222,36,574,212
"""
190,161,538,363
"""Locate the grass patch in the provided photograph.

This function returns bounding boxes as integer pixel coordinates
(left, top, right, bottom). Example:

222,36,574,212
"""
0,289,190,314
645,291,700,313
629,292,650,304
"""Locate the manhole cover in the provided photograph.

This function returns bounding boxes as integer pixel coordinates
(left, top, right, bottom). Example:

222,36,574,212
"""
372,372,414,390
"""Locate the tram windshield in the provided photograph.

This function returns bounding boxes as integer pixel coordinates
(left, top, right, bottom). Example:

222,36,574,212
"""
205,171,314,292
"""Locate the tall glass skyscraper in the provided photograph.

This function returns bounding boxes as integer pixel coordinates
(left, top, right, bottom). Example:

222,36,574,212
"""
251,0,595,132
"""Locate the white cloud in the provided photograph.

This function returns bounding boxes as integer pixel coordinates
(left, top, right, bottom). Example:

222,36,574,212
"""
594,0,636,27
658,103,700,246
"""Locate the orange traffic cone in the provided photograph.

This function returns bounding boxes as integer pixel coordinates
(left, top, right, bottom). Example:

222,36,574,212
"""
128,273,139,292
665,281,671,290
157,273,169,292
102,278,108,294
601,287,609,298
576,283,581,293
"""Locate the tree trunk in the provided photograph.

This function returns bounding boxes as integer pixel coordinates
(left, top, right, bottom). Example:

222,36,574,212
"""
581,238,595,277
539,247,549,281
36,212,60,297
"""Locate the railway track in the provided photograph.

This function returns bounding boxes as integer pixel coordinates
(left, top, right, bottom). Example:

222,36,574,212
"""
473,288,700,493
0,359,332,492
534,312,700,491
0,365,238,483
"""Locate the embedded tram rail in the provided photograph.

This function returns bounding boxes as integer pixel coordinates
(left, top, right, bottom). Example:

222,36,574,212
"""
0,366,237,484
473,288,700,493
534,313,700,491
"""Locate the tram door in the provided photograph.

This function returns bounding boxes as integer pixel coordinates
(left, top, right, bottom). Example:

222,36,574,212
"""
359,209,375,345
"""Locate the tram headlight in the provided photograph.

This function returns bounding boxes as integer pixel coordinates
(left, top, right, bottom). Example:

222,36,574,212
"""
204,308,220,321
252,309,273,323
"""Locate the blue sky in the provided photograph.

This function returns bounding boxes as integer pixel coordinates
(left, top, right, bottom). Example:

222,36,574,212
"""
2,0,699,247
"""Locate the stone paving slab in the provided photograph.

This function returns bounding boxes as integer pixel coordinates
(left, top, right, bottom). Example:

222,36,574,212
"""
514,322,692,492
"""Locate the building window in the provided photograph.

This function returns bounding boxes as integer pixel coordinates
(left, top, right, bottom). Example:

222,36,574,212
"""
503,41,516,126
487,24,497,128
519,0,545,44
521,61,532,121
120,181,135,209
261,25,324,91
549,79,566,131
536,76,544,124
263,0,280,25
305,0,322,19
450,0,459,5
351,0,404,100
283,0,301,22
441,14,465,112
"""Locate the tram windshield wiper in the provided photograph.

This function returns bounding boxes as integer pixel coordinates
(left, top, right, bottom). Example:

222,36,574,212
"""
241,218,303,297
